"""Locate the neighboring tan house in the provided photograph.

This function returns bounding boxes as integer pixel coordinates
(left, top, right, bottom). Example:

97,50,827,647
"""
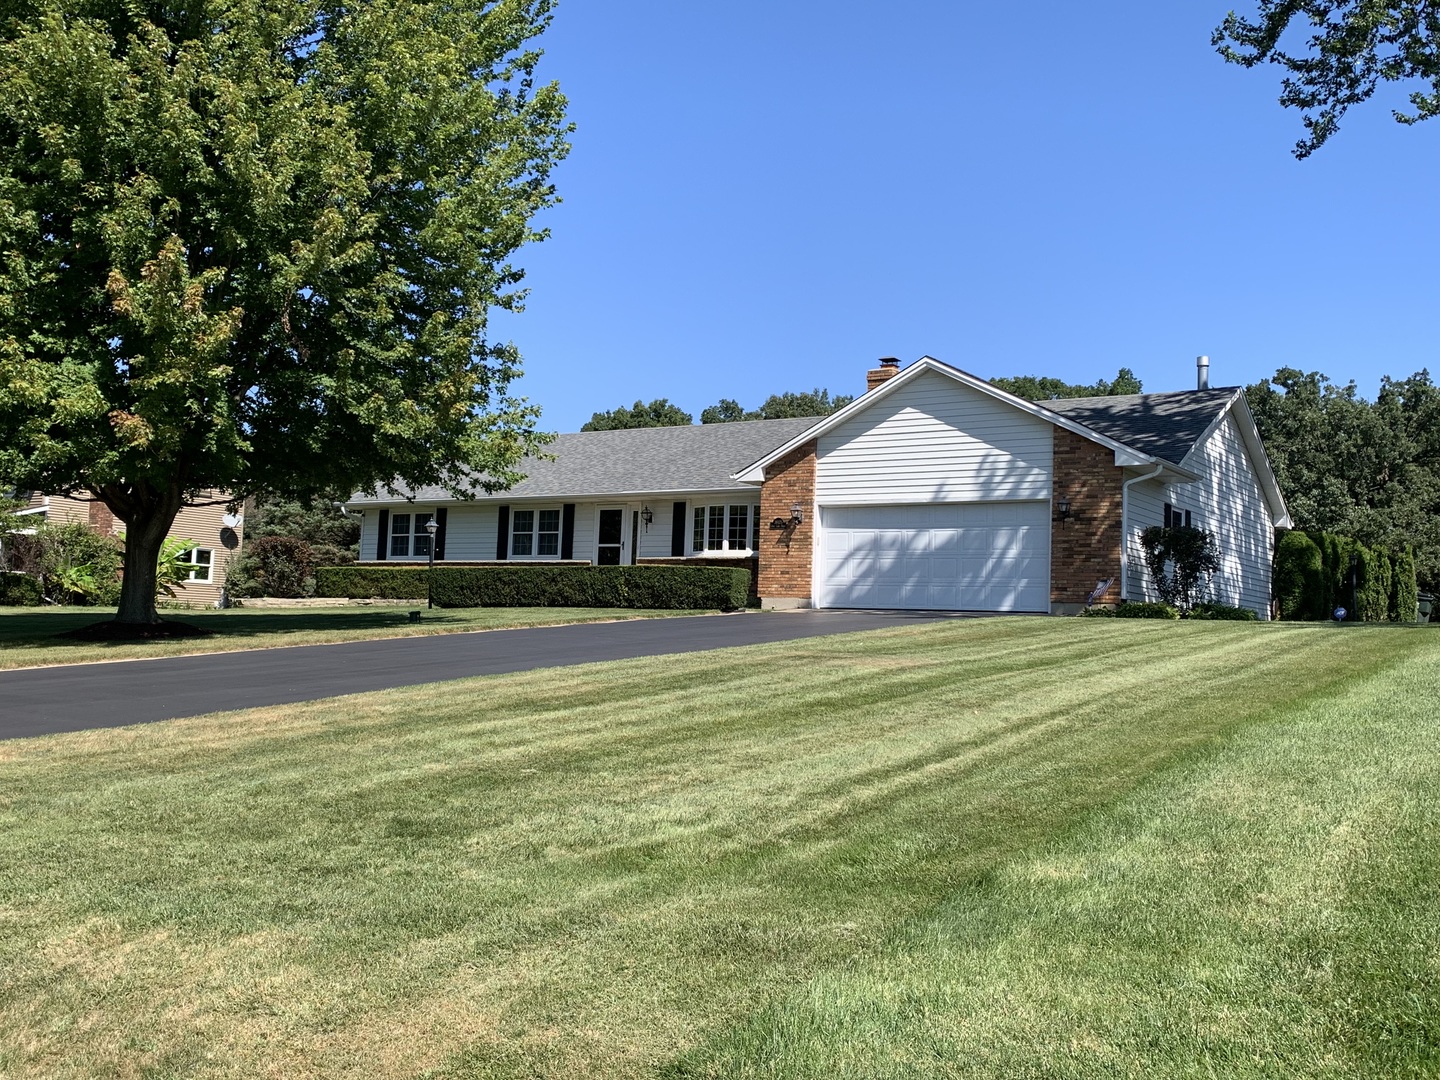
346,356,1290,617
16,490,244,606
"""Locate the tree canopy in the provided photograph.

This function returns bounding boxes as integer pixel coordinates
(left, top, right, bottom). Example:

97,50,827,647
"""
0,0,569,624
989,368,1143,401
1246,367,1440,589
700,389,854,424
1215,1,1440,157
581,399,694,431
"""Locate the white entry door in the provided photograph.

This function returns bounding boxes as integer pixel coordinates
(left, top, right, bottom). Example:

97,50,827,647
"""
819,501,1050,611
596,506,630,565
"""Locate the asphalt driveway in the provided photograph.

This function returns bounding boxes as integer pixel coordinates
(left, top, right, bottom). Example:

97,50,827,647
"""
0,610,948,740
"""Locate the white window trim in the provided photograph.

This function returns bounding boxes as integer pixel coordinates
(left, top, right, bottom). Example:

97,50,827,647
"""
692,502,762,556
179,547,214,582
388,510,436,560
511,506,563,560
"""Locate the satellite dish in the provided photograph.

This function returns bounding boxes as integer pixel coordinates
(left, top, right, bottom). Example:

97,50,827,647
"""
222,512,242,528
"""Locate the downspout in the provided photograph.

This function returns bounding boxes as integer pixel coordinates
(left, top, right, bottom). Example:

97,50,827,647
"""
1120,464,1165,602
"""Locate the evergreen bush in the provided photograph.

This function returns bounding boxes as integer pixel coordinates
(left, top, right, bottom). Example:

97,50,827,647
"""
1273,530,1323,619
314,566,430,600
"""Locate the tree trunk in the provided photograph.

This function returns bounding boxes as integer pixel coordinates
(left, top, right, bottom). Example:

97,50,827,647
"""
110,486,185,625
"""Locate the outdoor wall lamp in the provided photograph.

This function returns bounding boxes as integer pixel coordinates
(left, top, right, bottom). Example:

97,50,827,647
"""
1055,495,1072,526
790,503,804,526
641,505,653,529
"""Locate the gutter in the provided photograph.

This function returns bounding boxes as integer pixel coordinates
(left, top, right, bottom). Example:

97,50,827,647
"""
1120,464,1165,602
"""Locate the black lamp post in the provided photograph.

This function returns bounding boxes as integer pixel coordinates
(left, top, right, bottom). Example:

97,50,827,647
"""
426,515,439,609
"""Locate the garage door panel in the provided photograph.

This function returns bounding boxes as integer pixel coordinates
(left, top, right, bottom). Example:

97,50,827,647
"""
820,502,1049,611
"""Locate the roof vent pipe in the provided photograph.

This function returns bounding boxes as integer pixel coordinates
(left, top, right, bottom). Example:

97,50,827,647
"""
1196,355,1210,390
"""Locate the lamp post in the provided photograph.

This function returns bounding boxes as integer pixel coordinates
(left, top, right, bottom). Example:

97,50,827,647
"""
426,515,439,609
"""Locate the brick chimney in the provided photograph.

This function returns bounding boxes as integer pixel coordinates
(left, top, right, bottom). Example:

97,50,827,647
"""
866,357,901,392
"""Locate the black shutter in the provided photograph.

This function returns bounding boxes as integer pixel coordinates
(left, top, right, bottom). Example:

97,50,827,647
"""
434,507,447,561
376,509,389,560
671,501,688,557
561,503,576,560
496,505,509,560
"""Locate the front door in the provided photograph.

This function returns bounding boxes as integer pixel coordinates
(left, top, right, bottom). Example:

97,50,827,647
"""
597,507,625,565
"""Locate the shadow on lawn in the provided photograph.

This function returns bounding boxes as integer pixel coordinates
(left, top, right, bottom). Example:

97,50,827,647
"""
0,607,456,650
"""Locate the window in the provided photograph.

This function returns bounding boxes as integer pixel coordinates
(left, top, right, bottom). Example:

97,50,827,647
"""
512,507,561,558
390,511,434,557
692,504,761,553
1163,503,1193,530
179,548,213,582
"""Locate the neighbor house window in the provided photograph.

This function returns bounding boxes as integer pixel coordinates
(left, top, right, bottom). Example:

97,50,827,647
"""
692,504,761,553
512,507,561,558
390,511,434,557
179,548,213,582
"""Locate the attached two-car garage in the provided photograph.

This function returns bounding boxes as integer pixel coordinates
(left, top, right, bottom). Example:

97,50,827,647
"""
817,501,1051,612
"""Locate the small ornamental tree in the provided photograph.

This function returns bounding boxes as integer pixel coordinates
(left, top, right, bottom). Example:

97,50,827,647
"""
0,0,569,631
1139,525,1221,612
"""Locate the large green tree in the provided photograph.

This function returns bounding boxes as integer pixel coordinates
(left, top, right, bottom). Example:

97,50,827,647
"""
699,388,853,424
1215,1,1440,157
0,0,568,627
989,367,1143,401
580,399,694,431
1246,367,1440,588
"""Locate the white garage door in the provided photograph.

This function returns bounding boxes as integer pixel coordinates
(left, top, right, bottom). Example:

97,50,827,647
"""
819,502,1051,611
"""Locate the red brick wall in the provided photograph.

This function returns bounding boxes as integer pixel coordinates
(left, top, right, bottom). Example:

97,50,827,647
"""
1051,428,1124,608
757,441,816,601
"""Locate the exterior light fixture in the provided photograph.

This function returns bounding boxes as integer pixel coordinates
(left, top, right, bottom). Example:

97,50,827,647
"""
1055,495,1072,526
641,505,653,529
790,503,804,526
425,514,440,609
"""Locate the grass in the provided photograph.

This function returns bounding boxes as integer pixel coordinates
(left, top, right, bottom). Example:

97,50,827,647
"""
0,604,712,669
0,618,1435,1078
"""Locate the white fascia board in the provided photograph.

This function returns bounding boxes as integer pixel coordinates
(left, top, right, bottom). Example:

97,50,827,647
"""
11,505,48,516
733,355,1169,482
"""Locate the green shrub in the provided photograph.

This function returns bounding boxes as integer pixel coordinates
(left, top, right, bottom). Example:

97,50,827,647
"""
1081,601,1179,619
314,565,429,600
0,572,43,606
1392,547,1420,621
1188,601,1259,621
1273,530,1323,619
231,536,316,598
1139,525,1220,611
430,565,751,611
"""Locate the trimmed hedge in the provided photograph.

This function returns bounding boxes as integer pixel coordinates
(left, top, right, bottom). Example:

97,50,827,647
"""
315,566,429,600
1081,601,1180,619
0,572,43,606
431,564,750,611
1188,601,1259,621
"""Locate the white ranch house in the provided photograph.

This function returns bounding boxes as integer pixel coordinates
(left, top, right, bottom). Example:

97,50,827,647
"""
347,357,1289,616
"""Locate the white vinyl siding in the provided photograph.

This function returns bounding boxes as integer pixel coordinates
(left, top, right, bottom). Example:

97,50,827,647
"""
816,369,1054,505
1125,413,1274,617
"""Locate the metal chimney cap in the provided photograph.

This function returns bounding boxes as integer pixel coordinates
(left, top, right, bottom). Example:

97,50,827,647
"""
877,357,900,368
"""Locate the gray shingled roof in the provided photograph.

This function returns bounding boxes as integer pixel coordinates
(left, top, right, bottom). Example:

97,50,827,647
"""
1043,387,1238,466
349,416,821,503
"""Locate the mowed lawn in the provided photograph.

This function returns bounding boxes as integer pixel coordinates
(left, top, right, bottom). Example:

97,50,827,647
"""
0,619,1436,1078
0,605,711,670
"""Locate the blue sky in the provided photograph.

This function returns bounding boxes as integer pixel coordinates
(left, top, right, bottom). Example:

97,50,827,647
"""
489,1,1440,433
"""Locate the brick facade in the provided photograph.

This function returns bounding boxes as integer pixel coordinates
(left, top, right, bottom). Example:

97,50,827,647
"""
756,440,816,605
1050,427,1124,611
